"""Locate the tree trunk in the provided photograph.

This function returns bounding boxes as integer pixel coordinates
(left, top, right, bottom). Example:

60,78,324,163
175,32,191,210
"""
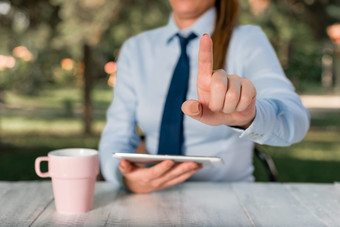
334,43,340,90
83,44,93,135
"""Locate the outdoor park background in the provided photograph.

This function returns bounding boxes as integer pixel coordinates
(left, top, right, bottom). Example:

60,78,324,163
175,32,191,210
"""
0,0,339,182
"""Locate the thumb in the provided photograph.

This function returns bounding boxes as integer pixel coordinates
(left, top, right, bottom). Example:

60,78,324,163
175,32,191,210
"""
119,159,133,175
182,99,226,126
181,99,203,120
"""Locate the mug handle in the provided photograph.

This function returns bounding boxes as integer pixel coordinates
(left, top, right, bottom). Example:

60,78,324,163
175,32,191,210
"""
35,157,50,178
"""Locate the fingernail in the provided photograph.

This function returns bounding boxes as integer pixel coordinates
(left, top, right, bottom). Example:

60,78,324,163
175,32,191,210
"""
203,33,209,37
190,102,201,114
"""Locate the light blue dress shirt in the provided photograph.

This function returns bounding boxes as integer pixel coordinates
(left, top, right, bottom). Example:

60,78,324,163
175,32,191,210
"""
99,7,310,186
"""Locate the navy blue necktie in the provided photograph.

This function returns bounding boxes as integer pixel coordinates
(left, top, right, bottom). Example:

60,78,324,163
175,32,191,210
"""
158,33,197,155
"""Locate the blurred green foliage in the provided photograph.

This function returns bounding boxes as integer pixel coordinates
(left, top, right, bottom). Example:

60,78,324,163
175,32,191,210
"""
0,0,338,95
238,0,335,90
0,0,170,95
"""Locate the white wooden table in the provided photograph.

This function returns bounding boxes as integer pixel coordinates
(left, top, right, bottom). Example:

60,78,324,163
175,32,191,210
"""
0,181,340,226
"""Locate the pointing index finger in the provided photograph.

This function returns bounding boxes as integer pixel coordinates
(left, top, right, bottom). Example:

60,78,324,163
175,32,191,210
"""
198,34,213,81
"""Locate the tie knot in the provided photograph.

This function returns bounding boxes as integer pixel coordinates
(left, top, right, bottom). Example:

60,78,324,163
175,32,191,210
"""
177,33,197,51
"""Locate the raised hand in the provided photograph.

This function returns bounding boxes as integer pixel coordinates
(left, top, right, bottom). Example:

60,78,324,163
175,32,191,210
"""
181,34,256,129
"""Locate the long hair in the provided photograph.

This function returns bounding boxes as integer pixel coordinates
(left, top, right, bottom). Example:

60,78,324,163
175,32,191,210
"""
212,0,239,70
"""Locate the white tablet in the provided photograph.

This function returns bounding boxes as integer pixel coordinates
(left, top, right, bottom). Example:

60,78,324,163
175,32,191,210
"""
112,153,224,167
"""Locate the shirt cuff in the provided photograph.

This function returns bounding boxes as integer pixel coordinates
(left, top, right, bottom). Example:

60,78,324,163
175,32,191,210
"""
237,98,276,144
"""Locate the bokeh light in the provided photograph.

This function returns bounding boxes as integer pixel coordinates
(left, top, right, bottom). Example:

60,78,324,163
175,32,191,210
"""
0,55,16,70
107,74,116,87
248,0,269,15
104,61,116,74
61,58,75,71
327,24,340,43
12,46,34,62
104,61,117,87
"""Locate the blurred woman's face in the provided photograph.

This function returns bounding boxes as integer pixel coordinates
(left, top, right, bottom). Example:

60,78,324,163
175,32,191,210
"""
169,0,216,28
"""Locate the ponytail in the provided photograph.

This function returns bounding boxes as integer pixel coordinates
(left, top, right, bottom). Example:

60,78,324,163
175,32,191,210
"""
212,0,239,70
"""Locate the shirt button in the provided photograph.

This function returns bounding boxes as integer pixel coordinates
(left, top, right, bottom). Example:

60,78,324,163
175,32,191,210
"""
249,133,257,139
248,132,263,140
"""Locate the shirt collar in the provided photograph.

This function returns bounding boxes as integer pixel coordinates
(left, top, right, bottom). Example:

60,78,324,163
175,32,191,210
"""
162,7,216,44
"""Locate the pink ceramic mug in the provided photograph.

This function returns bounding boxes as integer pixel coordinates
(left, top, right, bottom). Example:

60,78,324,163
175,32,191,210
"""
35,148,99,214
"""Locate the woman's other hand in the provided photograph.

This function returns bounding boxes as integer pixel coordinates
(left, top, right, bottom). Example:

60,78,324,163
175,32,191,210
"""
119,159,202,193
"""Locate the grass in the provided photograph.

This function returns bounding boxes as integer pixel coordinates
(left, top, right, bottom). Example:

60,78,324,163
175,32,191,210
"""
0,83,111,181
254,130,340,183
1,83,340,183
0,133,101,181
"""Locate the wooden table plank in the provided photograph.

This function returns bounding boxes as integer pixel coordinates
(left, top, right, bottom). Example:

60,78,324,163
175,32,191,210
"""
0,182,12,198
285,183,340,226
33,182,252,226
232,183,327,227
335,182,340,191
171,182,252,226
105,182,252,226
0,181,54,226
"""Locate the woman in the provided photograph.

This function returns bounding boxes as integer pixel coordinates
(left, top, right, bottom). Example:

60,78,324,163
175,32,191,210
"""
99,0,310,193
